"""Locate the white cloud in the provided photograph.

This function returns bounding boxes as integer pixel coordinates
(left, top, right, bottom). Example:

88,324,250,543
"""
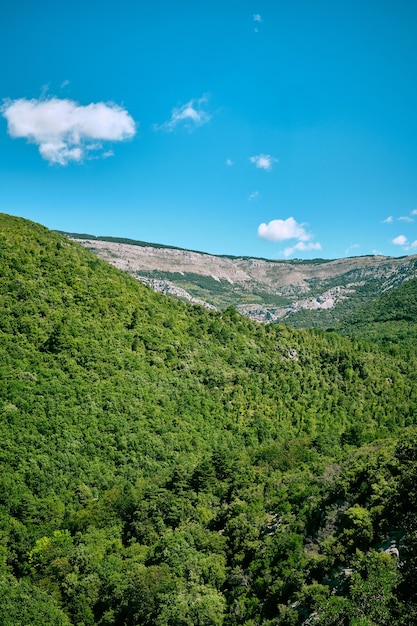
226,158,234,167
283,241,322,257
345,243,360,256
253,14,262,22
258,217,311,242
1,97,136,165
155,95,211,132
391,235,417,252
249,153,278,171
392,235,408,245
258,217,321,257
248,191,260,201
384,210,417,224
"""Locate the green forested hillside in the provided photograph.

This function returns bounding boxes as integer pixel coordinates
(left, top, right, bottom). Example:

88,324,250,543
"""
338,277,417,351
1,213,417,625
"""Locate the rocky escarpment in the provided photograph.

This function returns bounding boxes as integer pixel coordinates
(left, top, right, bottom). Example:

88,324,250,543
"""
66,234,417,327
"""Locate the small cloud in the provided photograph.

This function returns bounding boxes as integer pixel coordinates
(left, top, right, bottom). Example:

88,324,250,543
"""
410,240,417,248
85,142,103,151
40,84,50,99
248,191,260,201
258,217,321,257
250,153,278,171
345,243,360,256
225,158,234,167
253,14,262,22
155,95,211,132
392,235,408,246
258,217,311,243
39,143,83,163
283,241,322,257
1,97,136,165
384,210,417,223
61,80,70,88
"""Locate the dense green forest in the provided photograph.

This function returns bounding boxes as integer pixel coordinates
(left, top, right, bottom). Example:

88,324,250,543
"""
337,276,417,351
1,213,417,625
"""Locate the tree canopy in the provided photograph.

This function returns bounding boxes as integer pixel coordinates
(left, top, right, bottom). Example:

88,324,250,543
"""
1,213,417,624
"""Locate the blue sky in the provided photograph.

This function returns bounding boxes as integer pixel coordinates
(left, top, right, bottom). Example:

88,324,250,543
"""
1,0,417,259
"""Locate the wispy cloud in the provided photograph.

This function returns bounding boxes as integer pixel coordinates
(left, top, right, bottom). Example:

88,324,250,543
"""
226,158,234,167
283,241,322,257
392,235,408,246
384,209,417,223
155,95,211,132
248,191,260,201
249,153,278,171
345,243,360,256
253,14,262,32
1,97,136,165
258,216,321,256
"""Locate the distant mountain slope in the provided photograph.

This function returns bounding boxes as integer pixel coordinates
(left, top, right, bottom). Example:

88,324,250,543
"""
65,232,417,328
338,276,417,350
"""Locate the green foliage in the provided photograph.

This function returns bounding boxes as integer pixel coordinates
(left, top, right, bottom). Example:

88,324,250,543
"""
0,214,416,624
0,576,71,625
339,277,417,352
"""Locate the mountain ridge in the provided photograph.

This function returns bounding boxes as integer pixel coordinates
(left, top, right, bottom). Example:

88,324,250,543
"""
64,232,417,327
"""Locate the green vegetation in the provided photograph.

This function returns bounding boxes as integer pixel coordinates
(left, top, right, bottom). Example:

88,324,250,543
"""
288,271,417,330
337,277,417,350
138,270,292,309
1,213,417,624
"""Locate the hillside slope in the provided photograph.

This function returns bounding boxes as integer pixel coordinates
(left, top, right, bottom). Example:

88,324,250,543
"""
66,232,417,328
338,277,417,352
1,214,417,625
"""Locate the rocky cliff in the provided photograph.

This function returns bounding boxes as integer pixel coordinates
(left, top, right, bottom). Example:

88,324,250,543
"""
66,234,417,327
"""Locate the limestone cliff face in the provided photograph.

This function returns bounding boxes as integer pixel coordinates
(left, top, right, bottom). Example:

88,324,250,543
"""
68,235,417,327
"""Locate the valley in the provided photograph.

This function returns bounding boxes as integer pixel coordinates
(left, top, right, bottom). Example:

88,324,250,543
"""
66,233,417,327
